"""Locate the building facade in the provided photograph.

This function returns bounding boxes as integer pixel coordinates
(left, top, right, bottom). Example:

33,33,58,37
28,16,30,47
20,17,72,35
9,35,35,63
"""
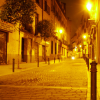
0,0,71,65
73,0,100,63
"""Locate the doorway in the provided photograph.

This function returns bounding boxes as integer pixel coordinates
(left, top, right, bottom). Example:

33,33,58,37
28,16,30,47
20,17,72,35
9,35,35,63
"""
21,38,27,62
0,31,7,64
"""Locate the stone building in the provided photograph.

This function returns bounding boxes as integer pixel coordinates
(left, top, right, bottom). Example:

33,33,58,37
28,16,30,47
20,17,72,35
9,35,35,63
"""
0,0,71,65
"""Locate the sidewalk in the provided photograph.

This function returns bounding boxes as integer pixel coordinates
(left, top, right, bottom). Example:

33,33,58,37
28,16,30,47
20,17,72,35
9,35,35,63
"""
1,58,99,100
0,59,61,76
0,58,88,100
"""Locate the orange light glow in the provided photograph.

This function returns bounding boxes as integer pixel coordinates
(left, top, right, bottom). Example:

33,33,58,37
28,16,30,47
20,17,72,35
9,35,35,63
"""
60,30,63,33
79,45,82,48
83,35,87,39
86,2,92,11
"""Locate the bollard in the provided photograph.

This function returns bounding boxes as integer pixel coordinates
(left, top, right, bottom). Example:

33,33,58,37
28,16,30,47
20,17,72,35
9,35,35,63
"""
48,58,50,65
12,59,15,72
54,58,55,63
90,61,97,100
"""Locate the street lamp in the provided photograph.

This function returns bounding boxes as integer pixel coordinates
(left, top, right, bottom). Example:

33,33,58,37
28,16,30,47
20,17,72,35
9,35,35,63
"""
83,34,87,39
86,1,96,60
79,45,82,48
60,29,63,34
86,2,92,11
86,1,98,100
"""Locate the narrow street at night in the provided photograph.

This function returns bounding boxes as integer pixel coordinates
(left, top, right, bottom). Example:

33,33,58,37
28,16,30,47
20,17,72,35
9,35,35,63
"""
0,0,100,100
0,58,88,100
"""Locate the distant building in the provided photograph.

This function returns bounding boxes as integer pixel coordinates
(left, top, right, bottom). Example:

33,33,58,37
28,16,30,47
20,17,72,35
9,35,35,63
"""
73,0,100,62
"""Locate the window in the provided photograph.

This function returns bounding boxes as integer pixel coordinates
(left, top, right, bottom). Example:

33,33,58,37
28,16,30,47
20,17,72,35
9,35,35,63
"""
44,0,50,15
51,0,53,11
36,0,39,4
36,0,42,8
35,13,39,35
51,41,53,54
45,1,47,11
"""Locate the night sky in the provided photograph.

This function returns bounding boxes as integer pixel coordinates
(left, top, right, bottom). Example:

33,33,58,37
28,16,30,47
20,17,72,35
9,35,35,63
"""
59,0,87,38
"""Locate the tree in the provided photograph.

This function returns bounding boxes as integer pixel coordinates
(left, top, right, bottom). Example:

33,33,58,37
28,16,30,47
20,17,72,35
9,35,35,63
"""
36,20,55,41
0,0,36,68
36,20,55,62
0,0,36,27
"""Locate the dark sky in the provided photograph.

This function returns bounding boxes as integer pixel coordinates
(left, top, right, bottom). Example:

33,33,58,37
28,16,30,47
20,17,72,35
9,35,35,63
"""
59,0,86,38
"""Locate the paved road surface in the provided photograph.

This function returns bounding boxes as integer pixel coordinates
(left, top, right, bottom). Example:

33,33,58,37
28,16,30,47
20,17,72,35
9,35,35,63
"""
0,58,88,100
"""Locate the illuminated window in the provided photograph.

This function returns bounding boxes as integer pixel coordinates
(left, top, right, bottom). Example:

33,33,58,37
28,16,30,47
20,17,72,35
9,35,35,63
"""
35,13,39,35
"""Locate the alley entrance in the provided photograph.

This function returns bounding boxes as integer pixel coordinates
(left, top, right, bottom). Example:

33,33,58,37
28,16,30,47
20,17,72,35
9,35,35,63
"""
0,31,7,64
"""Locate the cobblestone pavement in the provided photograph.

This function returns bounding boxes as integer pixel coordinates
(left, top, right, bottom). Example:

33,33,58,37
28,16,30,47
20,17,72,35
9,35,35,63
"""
0,58,88,100
0,85,87,100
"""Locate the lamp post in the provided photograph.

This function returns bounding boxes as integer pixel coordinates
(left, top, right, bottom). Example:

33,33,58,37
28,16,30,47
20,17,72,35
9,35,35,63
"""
86,1,98,100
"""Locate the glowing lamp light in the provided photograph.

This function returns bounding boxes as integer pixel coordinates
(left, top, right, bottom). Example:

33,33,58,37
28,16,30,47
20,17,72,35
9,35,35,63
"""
75,46,77,49
79,45,82,48
86,2,92,11
60,30,62,33
83,35,87,39
46,41,50,44
71,56,75,60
